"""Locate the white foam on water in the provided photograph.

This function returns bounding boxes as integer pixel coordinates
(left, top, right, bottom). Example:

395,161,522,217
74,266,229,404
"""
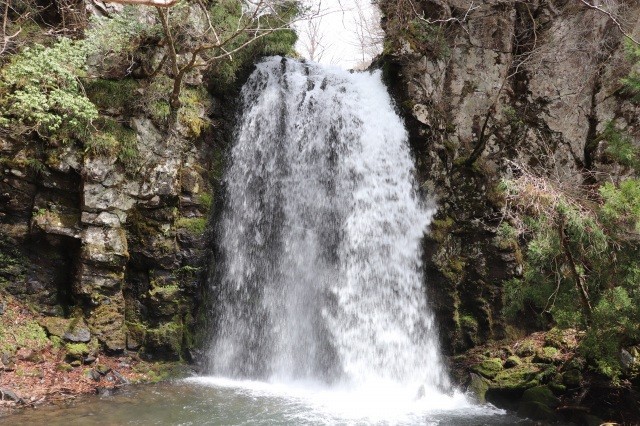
185,376,503,425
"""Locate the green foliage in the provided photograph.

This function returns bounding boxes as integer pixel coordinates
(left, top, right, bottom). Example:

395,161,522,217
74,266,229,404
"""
0,38,97,143
600,178,640,232
207,0,298,87
504,167,640,378
580,287,640,379
85,78,138,112
601,122,640,170
622,40,640,103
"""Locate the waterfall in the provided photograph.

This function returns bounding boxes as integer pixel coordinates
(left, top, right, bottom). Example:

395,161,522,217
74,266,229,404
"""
207,57,449,394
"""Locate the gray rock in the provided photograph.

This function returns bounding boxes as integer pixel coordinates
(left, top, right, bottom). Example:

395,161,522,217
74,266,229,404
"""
63,327,91,343
0,388,23,403
86,369,102,382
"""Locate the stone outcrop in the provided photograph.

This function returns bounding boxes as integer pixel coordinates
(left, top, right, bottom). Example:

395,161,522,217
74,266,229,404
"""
379,0,640,354
0,89,228,359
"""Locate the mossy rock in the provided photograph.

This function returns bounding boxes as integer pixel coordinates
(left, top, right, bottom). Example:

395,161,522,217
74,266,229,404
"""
126,322,146,351
520,385,560,408
490,364,541,392
504,355,522,368
562,369,582,388
89,303,126,353
517,401,558,422
533,346,560,364
548,380,567,394
145,322,183,359
38,317,69,339
56,363,73,372
175,217,207,235
467,373,490,403
40,316,91,343
472,357,503,379
515,340,537,357
544,328,567,349
65,343,89,361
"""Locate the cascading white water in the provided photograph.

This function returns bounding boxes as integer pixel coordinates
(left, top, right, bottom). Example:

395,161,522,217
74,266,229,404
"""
208,56,449,396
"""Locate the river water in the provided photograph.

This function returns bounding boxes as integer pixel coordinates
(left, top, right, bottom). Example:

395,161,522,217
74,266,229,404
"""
3,378,536,425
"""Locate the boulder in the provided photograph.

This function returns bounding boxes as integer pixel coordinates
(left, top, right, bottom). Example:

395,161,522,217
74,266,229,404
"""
472,357,503,379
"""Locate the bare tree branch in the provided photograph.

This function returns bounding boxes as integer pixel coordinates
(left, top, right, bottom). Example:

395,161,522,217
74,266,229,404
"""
104,0,180,7
578,0,640,45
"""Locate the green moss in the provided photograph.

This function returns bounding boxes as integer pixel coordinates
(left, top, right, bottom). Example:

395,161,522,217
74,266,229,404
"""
430,217,454,242
562,369,582,388
504,355,522,368
521,385,560,408
132,361,188,383
175,217,207,234
495,222,518,250
56,363,73,372
544,328,567,349
198,193,213,212
85,78,138,112
442,256,466,282
65,342,89,359
88,117,139,172
472,357,503,379
491,364,541,391
534,346,560,363
0,317,49,355
402,19,450,59
468,373,490,403
145,322,183,357
150,284,180,298
515,339,537,357
178,87,211,137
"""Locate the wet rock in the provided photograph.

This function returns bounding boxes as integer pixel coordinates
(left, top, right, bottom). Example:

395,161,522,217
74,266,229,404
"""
95,386,113,397
621,349,636,371
467,372,490,403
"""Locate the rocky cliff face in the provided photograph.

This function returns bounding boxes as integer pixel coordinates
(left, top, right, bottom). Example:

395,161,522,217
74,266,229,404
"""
379,0,640,354
0,78,231,360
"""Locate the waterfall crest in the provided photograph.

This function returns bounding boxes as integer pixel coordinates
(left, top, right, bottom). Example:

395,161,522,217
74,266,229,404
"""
208,57,449,393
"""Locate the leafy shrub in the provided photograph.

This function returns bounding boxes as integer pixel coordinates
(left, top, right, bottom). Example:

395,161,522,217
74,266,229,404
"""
0,38,97,143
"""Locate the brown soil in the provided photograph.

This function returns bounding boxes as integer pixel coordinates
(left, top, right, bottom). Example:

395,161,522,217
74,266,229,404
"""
0,293,175,415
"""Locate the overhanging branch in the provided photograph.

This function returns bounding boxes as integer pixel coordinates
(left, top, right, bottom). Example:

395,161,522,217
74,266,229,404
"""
103,0,180,7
